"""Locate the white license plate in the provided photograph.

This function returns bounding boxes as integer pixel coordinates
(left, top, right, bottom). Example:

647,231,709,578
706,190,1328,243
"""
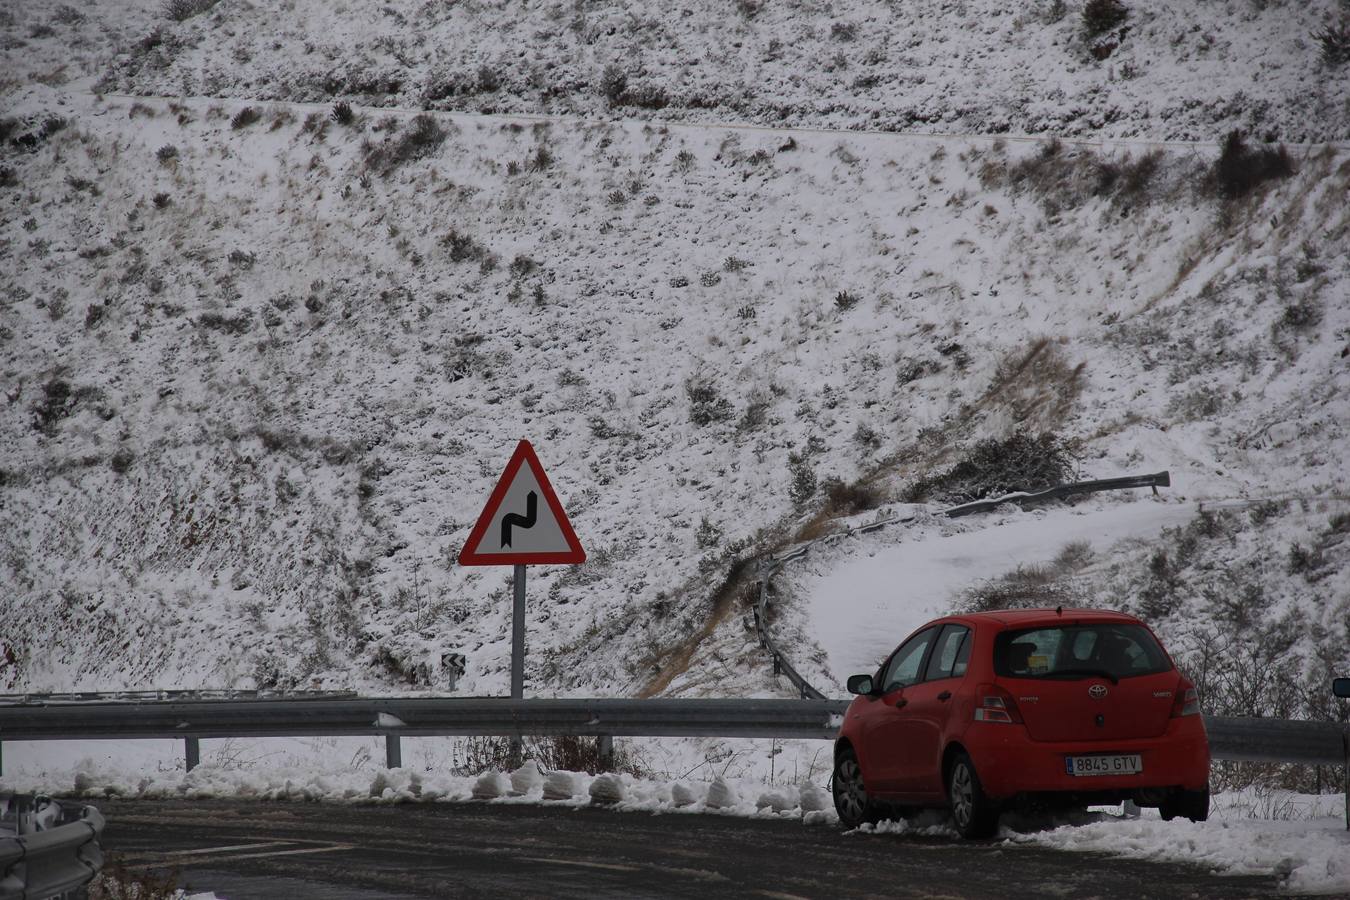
1065,754,1142,776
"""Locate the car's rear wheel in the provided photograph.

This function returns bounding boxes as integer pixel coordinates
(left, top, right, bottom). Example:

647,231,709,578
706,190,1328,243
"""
832,747,881,828
947,751,1000,839
1159,785,1209,823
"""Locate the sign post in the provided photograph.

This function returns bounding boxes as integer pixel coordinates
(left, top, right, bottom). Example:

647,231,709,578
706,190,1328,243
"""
460,440,586,763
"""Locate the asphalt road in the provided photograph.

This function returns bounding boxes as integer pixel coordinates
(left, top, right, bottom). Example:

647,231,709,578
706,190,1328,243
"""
96,798,1286,900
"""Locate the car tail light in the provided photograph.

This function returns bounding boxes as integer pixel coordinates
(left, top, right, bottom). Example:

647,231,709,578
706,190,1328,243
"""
973,684,1023,724
1171,677,1201,717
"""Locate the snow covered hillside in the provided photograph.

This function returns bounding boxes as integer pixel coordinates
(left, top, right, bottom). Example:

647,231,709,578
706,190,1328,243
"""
1,2,1348,706
13,0,1348,141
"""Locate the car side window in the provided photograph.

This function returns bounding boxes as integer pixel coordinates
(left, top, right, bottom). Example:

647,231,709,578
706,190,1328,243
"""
924,625,972,681
881,628,935,692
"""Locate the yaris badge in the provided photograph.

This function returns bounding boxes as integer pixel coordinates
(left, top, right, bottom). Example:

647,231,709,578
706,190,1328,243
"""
1088,684,1108,699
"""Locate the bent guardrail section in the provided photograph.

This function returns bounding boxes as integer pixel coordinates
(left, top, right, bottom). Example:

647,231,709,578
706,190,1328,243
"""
0,796,104,900
751,471,1172,702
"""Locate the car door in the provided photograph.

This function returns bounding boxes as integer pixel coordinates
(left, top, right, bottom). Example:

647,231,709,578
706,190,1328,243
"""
893,624,972,798
859,627,937,793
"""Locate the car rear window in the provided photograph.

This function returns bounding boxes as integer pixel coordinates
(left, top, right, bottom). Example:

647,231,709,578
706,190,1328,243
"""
993,623,1171,681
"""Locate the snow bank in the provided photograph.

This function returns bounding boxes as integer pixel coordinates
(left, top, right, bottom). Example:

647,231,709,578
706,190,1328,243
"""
1010,805,1350,895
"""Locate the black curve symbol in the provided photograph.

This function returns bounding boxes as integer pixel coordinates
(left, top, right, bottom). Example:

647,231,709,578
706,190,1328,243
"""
501,491,538,548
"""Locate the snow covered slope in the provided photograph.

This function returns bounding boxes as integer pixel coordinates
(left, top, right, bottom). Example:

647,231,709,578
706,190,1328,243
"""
64,0,1350,143
1,2,1348,703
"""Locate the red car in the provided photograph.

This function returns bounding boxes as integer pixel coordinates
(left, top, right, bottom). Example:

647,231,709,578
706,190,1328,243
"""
832,608,1210,837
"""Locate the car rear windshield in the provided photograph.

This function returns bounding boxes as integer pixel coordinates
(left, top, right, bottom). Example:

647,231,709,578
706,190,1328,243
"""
993,623,1172,681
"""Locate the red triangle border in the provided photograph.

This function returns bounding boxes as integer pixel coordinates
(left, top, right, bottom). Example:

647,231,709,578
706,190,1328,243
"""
458,440,586,566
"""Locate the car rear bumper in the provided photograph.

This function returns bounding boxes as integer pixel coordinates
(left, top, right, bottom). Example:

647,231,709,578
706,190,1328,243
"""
964,718,1210,801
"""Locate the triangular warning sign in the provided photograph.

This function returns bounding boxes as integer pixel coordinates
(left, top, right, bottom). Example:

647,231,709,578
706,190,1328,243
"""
459,440,586,566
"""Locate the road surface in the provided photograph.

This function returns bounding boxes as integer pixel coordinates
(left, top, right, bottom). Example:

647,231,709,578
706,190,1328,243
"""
95,798,1287,899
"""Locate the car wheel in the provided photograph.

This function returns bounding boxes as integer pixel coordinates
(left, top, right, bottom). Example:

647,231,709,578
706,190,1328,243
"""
947,751,1000,839
1160,785,1209,823
832,747,880,828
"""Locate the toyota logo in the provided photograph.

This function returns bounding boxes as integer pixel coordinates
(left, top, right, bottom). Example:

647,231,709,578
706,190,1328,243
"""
1088,684,1108,699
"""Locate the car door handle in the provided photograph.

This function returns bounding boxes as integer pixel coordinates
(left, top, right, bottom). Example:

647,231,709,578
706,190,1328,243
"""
892,698,908,709
937,691,952,701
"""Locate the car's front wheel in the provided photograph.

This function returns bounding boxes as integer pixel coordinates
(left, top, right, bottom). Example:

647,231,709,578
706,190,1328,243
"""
947,751,1000,839
832,746,881,828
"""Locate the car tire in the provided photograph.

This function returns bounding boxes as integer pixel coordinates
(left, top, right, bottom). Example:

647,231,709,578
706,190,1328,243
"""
1159,785,1209,823
832,746,882,828
947,751,1000,839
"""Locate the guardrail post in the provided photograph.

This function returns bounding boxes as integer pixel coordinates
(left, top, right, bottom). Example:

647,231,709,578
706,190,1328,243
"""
1343,731,1348,831
0,739,4,777
184,737,200,772
597,735,614,773
385,735,402,769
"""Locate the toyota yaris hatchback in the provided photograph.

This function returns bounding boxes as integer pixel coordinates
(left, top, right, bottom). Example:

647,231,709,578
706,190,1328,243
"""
832,608,1210,838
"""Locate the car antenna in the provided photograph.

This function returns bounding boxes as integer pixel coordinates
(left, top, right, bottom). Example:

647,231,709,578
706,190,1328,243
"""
1056,605,1063,616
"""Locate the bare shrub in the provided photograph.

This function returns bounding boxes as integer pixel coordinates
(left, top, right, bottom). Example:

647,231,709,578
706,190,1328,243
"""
155,144,178,165
1082,0,1128,36
986,338,1086,430
686,376,733,426
958,539,1095,614
1205,130,1294,201
162,0,217,21
330,100,355,125
229,106,261,130
88,855,181,899
788,451,817,507
820,476,882,516
109,448,135,474
959,564,1083,613
455,735,644,777
441,229,488,263
32,378,78,435
198,310,253,335
364,114,446,176
903,431,1075,504
1316,17,1350,67
983,142,1165,212
598,65,626,105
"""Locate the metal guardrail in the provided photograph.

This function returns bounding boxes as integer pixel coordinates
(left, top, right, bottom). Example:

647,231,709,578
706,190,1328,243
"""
0,699,1344,827
0,697,845,742
0,796,104,900
0,697,849,770
0,689,358,707
751,471,1172,702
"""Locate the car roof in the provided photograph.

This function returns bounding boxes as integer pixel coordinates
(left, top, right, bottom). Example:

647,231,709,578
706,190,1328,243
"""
953,608,1144,628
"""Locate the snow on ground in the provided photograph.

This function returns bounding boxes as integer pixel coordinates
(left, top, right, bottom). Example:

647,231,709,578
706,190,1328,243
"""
5,750,1347,894
40,0,1350,142
789,494,1196,684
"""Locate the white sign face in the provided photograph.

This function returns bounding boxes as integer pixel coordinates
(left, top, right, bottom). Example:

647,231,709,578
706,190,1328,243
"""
459,440,585,566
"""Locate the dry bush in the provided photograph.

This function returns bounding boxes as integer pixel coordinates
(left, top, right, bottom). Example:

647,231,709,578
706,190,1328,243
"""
986,338,1086,432
980,141,1165,213
162,0,216,21
819,477,883,517
88,856,181,899
1316,17,1350,67
958,540,1094,613
1082,0,1128,36
1205,130,1294,201
903,430,1076,505
364,114,446,176
456,735,645,776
